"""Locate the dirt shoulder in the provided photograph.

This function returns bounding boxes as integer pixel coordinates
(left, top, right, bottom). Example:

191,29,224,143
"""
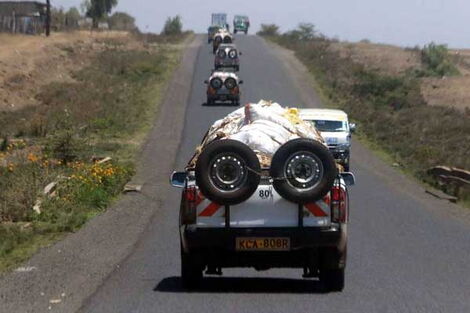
0,35,202,313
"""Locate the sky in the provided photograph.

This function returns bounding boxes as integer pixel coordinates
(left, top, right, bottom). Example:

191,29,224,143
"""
53,0,470,48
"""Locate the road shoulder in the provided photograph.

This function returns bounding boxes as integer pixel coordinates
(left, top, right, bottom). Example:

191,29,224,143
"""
0,35,203,313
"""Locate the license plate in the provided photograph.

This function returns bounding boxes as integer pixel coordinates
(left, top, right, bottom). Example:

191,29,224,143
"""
326,138,338,144
236,237,290,251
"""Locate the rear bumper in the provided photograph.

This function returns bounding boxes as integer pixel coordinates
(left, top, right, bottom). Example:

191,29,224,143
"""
181,226,347,269
182,226,345,252
207,94,239,101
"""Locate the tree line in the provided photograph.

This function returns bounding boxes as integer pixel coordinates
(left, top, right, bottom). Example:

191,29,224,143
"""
51,0,183,36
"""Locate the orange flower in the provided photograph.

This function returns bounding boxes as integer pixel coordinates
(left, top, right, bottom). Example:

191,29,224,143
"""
27,153,38,163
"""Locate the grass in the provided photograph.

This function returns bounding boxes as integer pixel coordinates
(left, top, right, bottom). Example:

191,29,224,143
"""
0,34,188,272
261,30,470,207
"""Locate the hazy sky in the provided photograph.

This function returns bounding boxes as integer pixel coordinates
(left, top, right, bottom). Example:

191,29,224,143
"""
54,0,469,48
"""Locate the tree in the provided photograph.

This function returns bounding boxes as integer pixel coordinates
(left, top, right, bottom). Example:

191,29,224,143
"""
108,12,136,31
162,15,182,36
84,0,118,28
256,24,279,37
65,7,81,28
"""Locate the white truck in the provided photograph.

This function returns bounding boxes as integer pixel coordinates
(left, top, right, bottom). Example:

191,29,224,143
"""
208,13,229,44
170,102,355,291
300,109,356,171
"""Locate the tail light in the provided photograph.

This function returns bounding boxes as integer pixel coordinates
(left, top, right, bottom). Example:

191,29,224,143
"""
330,185,347,223
208,86,216,95
181,187,198,225
230,86,239,95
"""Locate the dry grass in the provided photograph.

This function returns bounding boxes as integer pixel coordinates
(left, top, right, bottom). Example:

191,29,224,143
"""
329,41,470,112
0,31,187,272
421,76,470,112
0,31,132,112
330,41,422,75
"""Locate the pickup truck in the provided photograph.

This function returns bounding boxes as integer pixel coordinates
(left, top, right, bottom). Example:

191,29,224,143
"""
170,105,355,291
300,109,356,171
214,43,241,71
212,29,233,54
208,13,229,44
204,70,243,105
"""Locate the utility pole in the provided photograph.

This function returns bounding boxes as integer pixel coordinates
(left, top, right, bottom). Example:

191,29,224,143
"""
45,0,50,36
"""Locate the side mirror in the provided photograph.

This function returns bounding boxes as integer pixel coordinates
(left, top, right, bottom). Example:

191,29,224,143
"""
340,172,356,186
204,80,209,84
239,51,243,55
239,80,244,84
349,123,356,133
170,171,187,188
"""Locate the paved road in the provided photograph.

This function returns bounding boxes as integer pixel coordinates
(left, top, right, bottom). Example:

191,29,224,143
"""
77,36,470,313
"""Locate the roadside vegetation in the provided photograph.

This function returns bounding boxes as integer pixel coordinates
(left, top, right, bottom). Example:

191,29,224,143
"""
0,29,191,271
258,24,470,205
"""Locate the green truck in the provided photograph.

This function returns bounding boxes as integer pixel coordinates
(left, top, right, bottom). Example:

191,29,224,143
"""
233,15,250,34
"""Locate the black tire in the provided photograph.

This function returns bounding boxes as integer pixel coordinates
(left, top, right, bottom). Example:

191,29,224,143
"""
319,268,345,292
195,139,261,205
270,138,337,203
244,30,248,35
210,77,223,89
181,249,203,289
234,29,238,34
224,77,237,90
235,65,240,72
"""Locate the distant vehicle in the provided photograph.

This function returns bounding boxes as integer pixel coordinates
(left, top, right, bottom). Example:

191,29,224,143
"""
300,109,356,171
208,13,229,43
214,44,241,71
204,71,243,105
233,15,250,34
212,29,233,54
207,25,221,44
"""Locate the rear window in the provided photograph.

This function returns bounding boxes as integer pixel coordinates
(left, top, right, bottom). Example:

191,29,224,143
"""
311,120,348,132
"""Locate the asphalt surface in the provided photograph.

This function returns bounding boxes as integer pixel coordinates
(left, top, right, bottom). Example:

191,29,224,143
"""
76,35,470,313
2,35,469,313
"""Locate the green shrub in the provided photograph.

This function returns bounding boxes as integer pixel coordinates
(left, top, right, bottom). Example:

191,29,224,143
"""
420,43,459,77
257,24,280,37
162,15,183,36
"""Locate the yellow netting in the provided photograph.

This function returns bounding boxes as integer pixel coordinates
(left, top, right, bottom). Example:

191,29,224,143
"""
282,107,303,125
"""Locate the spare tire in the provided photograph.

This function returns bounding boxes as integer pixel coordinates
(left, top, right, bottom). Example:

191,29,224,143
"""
217,49,226,58
224,77,237,90
210,77,223,89
223,36,232,43
270,138,337,204
196,139,261,205
228,49,237,59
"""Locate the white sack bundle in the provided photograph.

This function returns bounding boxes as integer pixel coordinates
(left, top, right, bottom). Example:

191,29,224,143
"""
193,100,324,167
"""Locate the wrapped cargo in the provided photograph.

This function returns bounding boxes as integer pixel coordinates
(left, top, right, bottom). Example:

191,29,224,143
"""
189,100,325,168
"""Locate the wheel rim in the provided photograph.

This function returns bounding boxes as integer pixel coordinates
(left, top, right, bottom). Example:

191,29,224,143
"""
210,153,247,191
284,151,324,190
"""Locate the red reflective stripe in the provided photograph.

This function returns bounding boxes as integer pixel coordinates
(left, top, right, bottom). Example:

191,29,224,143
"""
194,192,204,207
198,202,222,217
305,203,328,217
